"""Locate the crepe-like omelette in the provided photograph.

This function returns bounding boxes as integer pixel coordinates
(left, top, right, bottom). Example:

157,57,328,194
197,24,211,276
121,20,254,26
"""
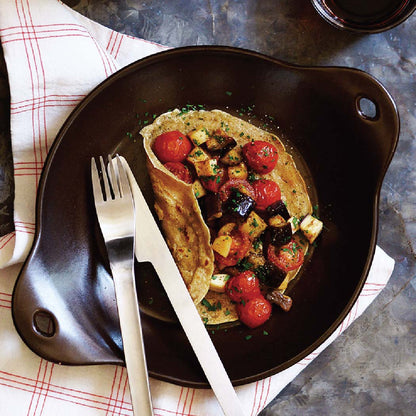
141,109,313,324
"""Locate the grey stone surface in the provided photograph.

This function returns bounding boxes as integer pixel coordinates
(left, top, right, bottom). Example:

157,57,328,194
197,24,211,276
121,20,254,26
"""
1,1,415,414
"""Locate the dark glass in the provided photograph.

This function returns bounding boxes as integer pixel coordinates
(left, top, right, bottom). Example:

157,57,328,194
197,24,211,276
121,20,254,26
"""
312,0,416,32
330,0,405,22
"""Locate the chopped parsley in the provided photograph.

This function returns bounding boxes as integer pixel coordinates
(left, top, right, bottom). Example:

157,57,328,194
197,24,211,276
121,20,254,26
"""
202,298,222,312
237,258,254,271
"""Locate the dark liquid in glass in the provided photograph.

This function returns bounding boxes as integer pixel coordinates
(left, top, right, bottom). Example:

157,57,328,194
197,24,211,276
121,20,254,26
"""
326,0,408,24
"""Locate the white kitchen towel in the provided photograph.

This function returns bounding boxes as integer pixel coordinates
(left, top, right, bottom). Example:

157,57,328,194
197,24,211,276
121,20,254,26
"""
0,0,166,267
0,1,395,415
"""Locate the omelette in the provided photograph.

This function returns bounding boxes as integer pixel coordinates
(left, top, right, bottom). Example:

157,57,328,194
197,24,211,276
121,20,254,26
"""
141,109,322,326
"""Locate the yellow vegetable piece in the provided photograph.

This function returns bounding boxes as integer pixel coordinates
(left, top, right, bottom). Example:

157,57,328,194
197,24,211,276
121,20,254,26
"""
217,222,237,236
220,147,242,166
194,158,219,177
212,235,233,258
209,274,230,293
227,162,248,180
268,214,287,227
239,211,267,240
188,127,210,146
192,179,207,198
186,146,210,164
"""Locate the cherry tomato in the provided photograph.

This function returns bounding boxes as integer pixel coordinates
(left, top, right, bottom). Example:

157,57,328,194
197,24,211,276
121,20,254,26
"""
152,130,192,163
218,179,256,202
226,270,261,303
253,179,281,211
242,140,278,174
267,238,304,272
237,295,272,328
214,229,250,268
164,162,193,184
200,167,227,193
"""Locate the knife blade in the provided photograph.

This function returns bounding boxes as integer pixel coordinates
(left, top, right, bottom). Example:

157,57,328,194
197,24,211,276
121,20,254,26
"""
122,158,246,416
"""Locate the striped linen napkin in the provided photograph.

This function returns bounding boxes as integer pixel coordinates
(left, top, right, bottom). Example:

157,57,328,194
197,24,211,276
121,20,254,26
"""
0,1,395,415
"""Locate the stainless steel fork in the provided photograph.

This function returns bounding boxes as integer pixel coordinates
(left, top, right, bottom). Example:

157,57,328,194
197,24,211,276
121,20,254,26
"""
91,155,154,416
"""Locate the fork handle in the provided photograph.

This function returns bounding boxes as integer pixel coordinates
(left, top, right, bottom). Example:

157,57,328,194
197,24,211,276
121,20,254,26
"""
110,262,154,416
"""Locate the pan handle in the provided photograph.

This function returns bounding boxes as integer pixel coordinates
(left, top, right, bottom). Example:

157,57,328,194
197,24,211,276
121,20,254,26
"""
349,68,400,170
12,255,123,365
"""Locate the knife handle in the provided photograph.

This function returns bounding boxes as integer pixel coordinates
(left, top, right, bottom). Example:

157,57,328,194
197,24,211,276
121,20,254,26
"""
110,262,154,416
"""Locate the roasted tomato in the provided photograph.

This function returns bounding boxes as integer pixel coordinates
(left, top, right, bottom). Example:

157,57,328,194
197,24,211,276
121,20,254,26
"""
200,167,227,193
267,238,304,272
214,229,250,268
152,130,192,163
253,179,281,211
164,162,193,184
242,140,278,174
237,295,272,328
226,270,261,303
218,179,256,202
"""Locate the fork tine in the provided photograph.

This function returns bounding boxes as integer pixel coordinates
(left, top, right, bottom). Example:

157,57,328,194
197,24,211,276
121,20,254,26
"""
99,156,112,201
91,157,104,202
107,155,121,199
116,155,132,198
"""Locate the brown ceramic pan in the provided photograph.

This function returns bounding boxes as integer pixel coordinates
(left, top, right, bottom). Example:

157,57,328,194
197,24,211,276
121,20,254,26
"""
12,46,399,387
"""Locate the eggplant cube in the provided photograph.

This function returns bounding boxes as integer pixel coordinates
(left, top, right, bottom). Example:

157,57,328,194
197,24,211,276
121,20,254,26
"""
269,223,293,246
266,290,293,312
187,147,210,164
192,179,207,198
227,162,248,180
188,127,210,146
268,214,287,227
220,147,243,166
203,193,223,222
223,189,255,218
194,158,219,177
288,216,301,233
300,214,323,243
266,200,290,220
206,131,237,155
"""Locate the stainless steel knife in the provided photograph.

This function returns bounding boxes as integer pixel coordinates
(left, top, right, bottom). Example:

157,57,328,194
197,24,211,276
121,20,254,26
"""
122,158,247,416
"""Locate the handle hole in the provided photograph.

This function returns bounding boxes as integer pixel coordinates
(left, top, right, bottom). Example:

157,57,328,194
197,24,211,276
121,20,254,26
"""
357,97,378,120
33,310,56,338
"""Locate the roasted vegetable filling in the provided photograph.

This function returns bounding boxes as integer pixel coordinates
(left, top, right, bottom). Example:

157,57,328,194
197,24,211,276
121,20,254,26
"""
148,113,323,328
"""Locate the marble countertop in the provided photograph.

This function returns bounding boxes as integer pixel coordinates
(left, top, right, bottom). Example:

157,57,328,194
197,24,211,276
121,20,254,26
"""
1,1,415,415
